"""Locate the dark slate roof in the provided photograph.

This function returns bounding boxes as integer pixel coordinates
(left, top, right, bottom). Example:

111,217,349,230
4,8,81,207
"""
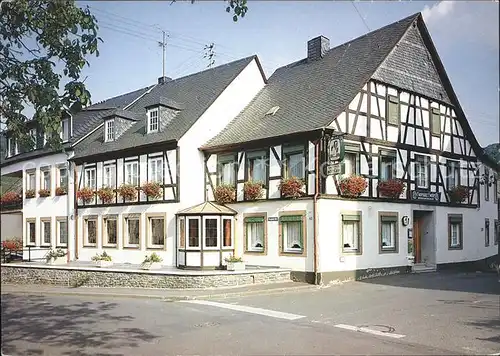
202,13,419,149
72,56,256,160
84,85,154,111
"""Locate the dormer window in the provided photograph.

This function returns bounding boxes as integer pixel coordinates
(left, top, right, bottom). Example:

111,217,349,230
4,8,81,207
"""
7,137,18,157
60,118,70,142
148,108,159,133
105,119,115,142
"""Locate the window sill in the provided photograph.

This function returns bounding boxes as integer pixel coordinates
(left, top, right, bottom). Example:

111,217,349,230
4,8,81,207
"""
103,244,118,248
123,245,140,249
203,247,220,251
245,249,266,254
56,244,68,249
40,243,52,247
280,250,305,257
186,246,201,250
146,245,165,250
380,248,398,254
83,243,97,248
448,245,463,250
342,250,362,255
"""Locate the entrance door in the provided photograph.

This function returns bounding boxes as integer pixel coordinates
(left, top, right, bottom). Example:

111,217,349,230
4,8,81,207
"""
413,215,422,264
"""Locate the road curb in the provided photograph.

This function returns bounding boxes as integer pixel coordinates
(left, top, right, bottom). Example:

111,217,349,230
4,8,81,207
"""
1,283,317,301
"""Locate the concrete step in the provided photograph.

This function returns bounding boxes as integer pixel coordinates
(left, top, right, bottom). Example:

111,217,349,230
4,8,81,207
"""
412,263,437,273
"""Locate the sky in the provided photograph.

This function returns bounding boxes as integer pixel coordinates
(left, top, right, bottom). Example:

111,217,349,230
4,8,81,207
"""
76,0,499,147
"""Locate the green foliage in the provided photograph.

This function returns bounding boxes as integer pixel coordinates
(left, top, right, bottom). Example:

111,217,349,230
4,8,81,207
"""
484,143,500,165
91,251,112,262
143,252,163,263
0,0,102,149
45,248,67,262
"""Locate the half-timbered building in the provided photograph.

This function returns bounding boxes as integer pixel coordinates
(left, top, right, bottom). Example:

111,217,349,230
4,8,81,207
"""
201,13,499,283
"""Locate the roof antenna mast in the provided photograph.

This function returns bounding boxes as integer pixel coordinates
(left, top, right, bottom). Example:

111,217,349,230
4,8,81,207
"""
159,30,168,78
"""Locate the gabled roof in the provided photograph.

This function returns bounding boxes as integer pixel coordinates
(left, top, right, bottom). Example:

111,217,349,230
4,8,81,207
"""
72,56,257,160
203,13,419,149
177,201,237,215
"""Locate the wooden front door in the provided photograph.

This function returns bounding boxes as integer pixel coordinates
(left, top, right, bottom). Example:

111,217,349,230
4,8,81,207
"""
413,216,422,263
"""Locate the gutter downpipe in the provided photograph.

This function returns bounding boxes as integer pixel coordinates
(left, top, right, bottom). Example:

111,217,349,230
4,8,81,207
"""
313,131,322,285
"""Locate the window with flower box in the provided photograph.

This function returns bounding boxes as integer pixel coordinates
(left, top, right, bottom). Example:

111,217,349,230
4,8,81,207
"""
218,154,236,186
342,144,360,176
246,150,266,184
283,145,305,179
103,164,116,188
125,161,139,186
379,150,396,181
148,156,163,184
341,212,362,254
379,212,398,253
84,167,96,189
447,160,460,189
26,170,36,191
40,167,51,191
58,165,68,192
244,215,266,253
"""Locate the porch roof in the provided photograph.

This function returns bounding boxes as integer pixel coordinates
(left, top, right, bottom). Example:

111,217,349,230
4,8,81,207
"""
177,201,237,216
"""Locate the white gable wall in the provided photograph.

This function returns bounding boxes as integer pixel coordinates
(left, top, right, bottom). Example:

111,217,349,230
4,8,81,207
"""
178,59,266,207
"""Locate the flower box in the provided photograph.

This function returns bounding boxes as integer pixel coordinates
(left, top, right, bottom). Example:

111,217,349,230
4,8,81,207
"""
46,257,67,265
117,184,137,201
377,179,406,199
226,261,245,271
141,262,162,270
97,187,115,204
55,187,67,196
214,184,236,205
77,187,95,204
25,189,35,199
339,175,367,197
38,189,51,198
279,177,305,198
448,185,469,203
243,181,263,201
141,182,162,199
1,191,22,205
95,260,113,268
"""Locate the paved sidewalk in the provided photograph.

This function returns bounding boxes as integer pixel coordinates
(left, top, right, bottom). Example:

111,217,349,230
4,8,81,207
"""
1,281,317,301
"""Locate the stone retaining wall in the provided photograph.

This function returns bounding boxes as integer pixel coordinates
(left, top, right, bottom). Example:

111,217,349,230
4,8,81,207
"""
0,265,291,289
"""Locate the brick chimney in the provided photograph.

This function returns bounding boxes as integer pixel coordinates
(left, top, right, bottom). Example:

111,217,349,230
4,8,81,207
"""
157,76,172,85
307,36,330,61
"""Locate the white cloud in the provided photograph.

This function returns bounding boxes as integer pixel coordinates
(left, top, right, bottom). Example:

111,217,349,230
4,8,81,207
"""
422,1,456,24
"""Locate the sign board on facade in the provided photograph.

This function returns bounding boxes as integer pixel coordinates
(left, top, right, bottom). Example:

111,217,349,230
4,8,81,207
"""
268,217,278,222
327,136,345,165
401,216,410,226
410,190,440,202
326,163,342,176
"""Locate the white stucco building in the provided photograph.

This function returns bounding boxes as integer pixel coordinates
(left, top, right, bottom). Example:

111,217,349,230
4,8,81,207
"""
1,12,498,283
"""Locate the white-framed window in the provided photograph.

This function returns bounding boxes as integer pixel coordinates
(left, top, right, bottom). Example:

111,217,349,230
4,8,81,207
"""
29,128,37,148
448,214,463,249
124,215,140,247
41,169,51,191
57,217,68,246
218,154,236,186
222,218,233,248
41,218,51,246
379,151,396,181
103,165,116,188
84,217,97,246
203,217,219,249
58,167,68,190
343,151,359,176
85,168,96,189
178,217,186,249
283,145,305,179
105,119,115,142
103,216,117,246
187,217,200,248
246,151,266,184
484,167,490,201
148,156,163,184
341,213,361,253
147,215,165,248
7,137,18,157
27,219,36,245
125,161,139,186
415,156,429,189
380,213,398,252
148,108,159,133
27,171,36,191
448,160,460,188
280,214,304,254
60,118,70,142
244,216,265,252
485,218,490,247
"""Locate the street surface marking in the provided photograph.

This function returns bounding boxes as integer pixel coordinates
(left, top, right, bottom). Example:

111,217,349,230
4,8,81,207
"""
181,300,305,320
334,323,406,339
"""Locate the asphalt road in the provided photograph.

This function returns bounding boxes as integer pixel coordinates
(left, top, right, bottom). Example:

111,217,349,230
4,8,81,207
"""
1,271,499,356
